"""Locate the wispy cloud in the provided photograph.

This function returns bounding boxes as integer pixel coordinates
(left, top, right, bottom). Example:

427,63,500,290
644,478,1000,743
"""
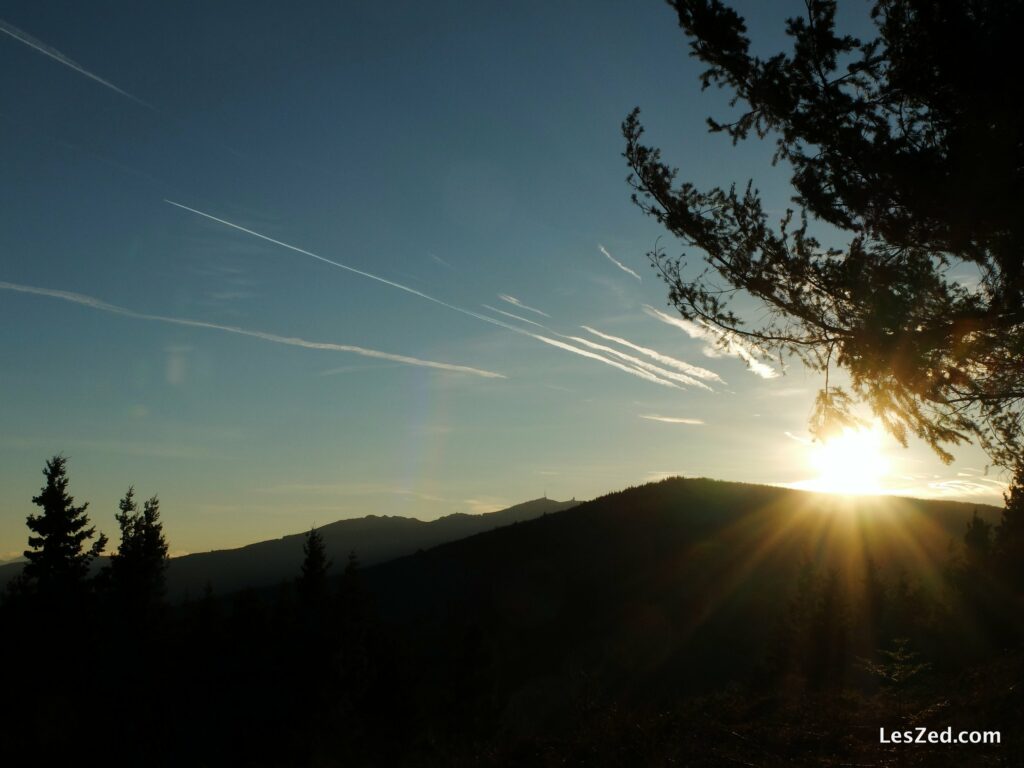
167,201,536,340
784,475,1008,504
597,244,641,281
644,305,778,379
0,18,152,109
163,201,713,390
761,387,808,398
914,478,1008,499
527,333,681,388
166,200,477,315
582,326,723,383
0,280,505,379
561,333,710,390
499,294,549,317
639,415,704,425
481,304,545,328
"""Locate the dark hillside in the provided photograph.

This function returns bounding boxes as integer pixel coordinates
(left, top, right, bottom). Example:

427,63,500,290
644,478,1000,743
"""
0,497,577,599
364,478,1005,732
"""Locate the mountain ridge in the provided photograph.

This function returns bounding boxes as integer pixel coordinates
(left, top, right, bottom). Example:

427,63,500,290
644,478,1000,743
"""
0,496,579,599
356,477,1007,730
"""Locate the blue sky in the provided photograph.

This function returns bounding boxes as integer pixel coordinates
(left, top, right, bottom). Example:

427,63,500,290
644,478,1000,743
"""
0,1,1004,556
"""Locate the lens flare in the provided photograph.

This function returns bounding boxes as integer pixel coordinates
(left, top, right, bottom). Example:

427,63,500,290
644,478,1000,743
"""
807,426,890,495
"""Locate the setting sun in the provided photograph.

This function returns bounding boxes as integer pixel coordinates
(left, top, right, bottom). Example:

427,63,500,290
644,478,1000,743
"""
807,426,891,496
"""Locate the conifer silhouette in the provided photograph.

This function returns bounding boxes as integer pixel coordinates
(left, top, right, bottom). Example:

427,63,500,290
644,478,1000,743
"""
297,526,332,602
107,486,169,617
22,455,106,602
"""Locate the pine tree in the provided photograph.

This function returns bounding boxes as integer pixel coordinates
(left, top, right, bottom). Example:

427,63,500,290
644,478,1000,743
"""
860,638,931,715
297,526,332,602
23,455,106,602
624,0,1024,467
107,486,169,616
338,550,372,691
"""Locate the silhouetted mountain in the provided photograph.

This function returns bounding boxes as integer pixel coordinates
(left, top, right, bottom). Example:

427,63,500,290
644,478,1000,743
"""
0,497,577,599
4,477,1017,765
361,478,1005,732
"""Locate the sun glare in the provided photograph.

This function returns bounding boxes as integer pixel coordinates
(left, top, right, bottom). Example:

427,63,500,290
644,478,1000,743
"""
806,426,890,496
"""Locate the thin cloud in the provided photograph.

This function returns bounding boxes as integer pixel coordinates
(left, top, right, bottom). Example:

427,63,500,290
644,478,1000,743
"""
0,280,505,379
597,244,641,281
784,431,813,445
640,415,704,425
582,325,723,383
481,304,546,328
644,305,778,379
166,200,478,316
167,200,541,340
562,334,710,390
916,479,1007,499
164,201,704,390
859,476,1008,503
762,387,808,398
528,333,681,389
0,18,152,109
499,294,549,317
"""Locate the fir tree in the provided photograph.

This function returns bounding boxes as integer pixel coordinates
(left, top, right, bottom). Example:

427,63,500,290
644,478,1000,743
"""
297,526,332,602
860,638,931,715
107,486,169,616
23,455,106,601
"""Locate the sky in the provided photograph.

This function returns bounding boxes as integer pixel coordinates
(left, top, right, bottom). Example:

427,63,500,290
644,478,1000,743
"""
0,1,1007,557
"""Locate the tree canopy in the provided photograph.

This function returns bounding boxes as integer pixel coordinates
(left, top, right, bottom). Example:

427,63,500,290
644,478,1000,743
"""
297,526,332,602
22,454,106,599
108,486,169,614
624,0,1024,467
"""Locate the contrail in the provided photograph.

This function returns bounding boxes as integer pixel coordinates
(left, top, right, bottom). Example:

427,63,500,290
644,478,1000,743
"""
165,199,494,324
0,280,505,379
644,305,778,379
164,200,692,389
499,294,549,317
562,334,710,390
640,415,704,425
598,244,641,281
481,304,545,328
0,18,152,109
526,333,680,389
582,325,723,383
467,306,681,388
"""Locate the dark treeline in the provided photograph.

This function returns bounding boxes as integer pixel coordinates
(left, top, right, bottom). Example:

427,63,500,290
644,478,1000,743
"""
1,456,400,766
3,457,1024,766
